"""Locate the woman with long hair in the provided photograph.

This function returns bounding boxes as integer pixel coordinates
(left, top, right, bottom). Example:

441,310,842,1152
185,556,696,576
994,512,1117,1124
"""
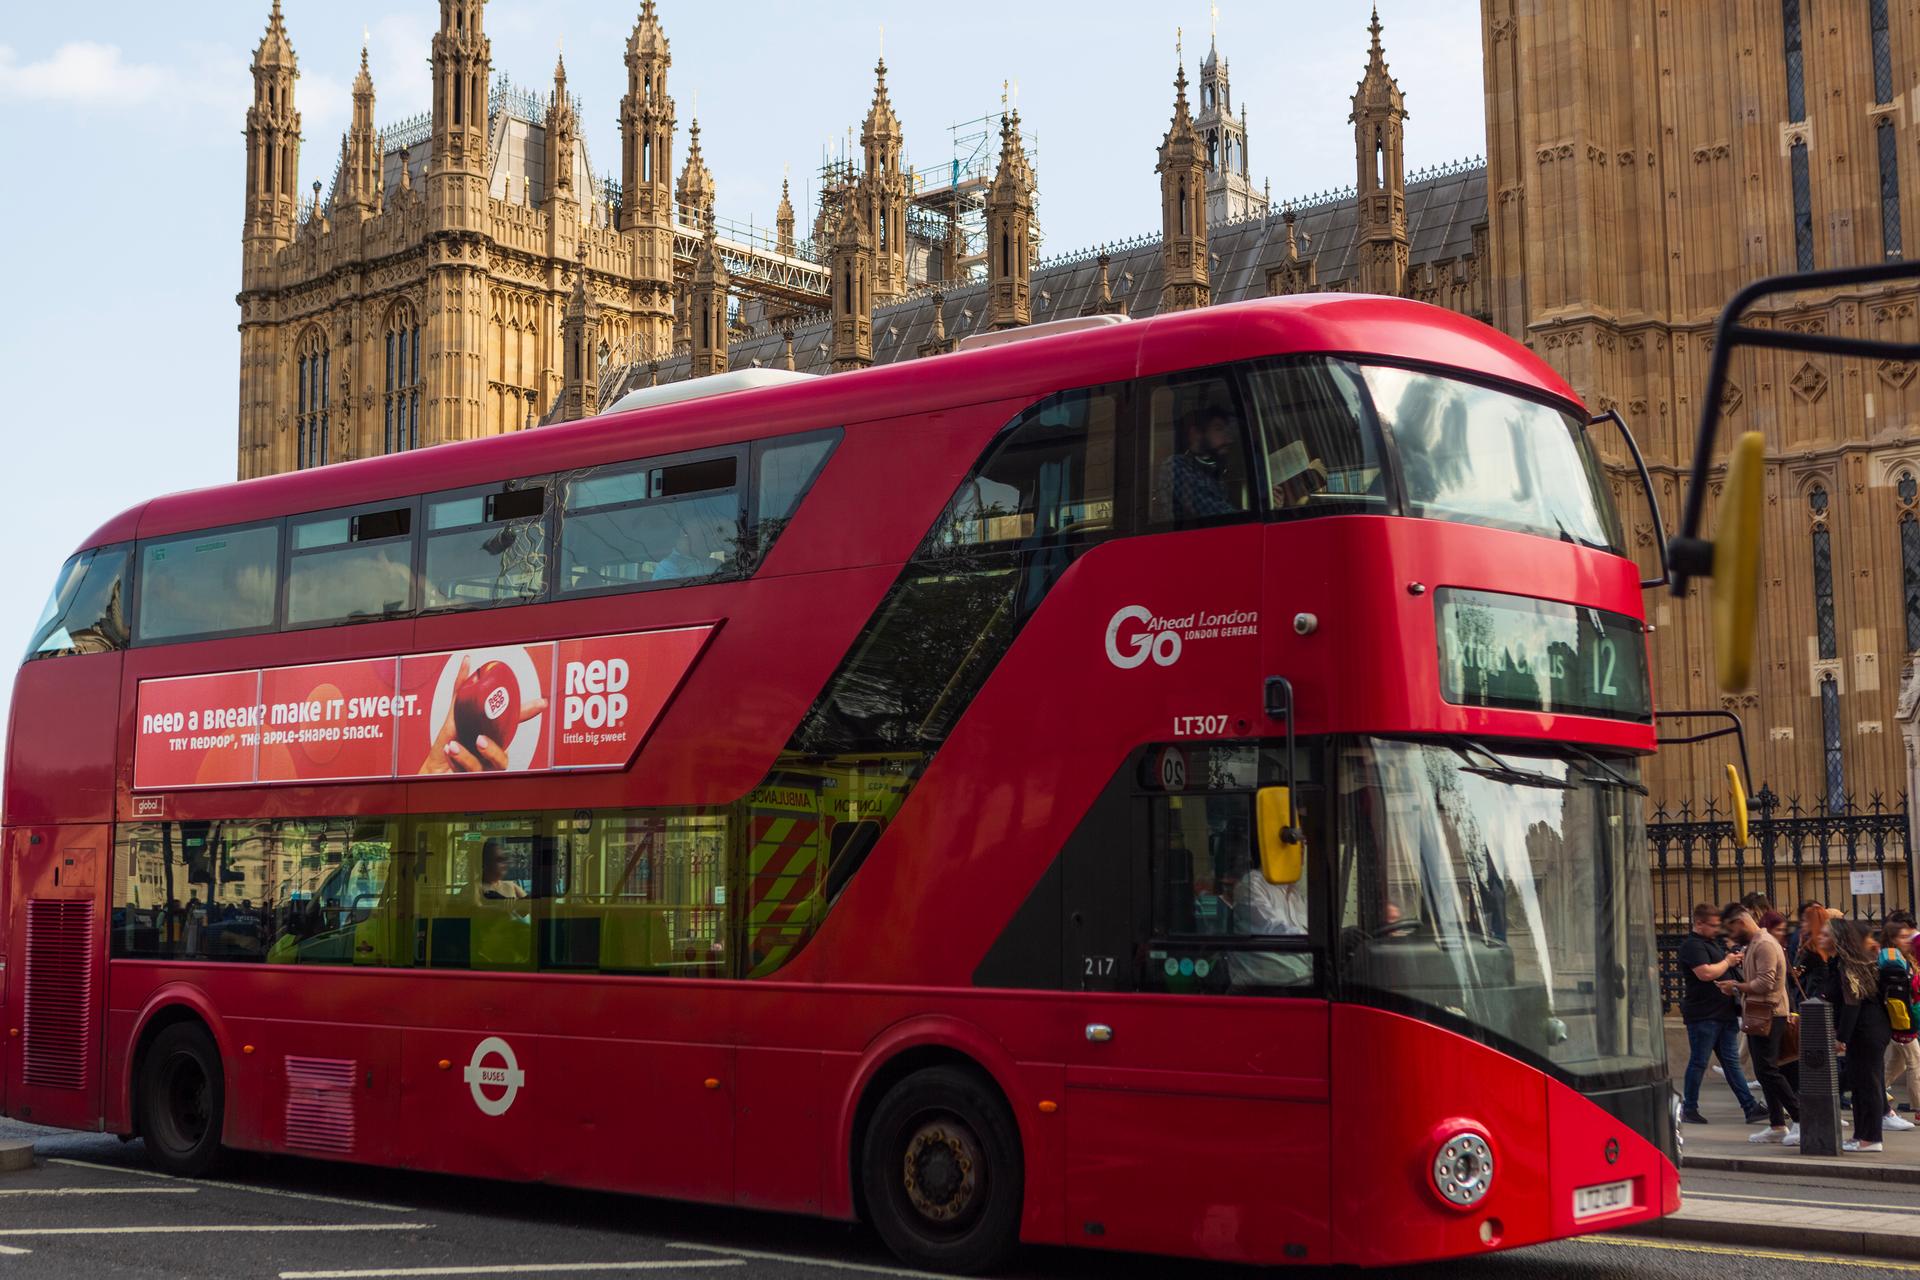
1795,905,1839,1010
1827,917,1894,1151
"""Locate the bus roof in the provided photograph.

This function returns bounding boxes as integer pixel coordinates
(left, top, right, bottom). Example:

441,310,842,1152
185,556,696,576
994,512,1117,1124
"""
94,294,1581,549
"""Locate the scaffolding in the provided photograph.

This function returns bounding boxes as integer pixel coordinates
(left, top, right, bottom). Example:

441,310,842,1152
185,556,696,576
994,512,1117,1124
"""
811,107,1041,290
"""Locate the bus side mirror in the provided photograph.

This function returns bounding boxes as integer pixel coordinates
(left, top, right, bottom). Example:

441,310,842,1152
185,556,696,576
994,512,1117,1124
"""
1711,431,1766,692
1256,787,1303,885
1727,763,1751,849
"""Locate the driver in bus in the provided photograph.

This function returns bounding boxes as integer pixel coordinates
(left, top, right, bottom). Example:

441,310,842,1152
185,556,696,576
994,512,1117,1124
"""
1155,407,1242,521
1230,830,1311,990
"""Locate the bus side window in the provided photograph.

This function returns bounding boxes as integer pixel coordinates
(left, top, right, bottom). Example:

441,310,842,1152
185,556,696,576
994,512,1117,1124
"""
556,452,742,595
1239,358,1388,517
421,480,550,611
285,502,416,626
747,431,840,564
1140,370,1255,529
136,523,281,642
27,543,130,660
924,385,1127,552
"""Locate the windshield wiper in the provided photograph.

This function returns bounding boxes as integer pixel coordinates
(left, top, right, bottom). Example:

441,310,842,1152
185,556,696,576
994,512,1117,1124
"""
1563,743,1649,795
1453,741,1573,791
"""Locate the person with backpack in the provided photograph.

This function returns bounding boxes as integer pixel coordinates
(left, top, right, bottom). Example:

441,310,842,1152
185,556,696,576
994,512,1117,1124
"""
1825,917,1895,1151
1881,911,1920,1132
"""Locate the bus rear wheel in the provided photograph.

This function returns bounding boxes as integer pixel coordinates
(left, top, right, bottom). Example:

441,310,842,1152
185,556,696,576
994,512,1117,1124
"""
137,1022,225,1177
861,1065,1022,1275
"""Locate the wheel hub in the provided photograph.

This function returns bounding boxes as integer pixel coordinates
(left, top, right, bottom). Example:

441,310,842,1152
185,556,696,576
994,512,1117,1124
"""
902,1122,981,1223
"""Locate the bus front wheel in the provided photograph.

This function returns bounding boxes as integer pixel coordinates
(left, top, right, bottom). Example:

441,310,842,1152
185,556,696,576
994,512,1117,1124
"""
861,1065,1022,1275
137,1021,225,1177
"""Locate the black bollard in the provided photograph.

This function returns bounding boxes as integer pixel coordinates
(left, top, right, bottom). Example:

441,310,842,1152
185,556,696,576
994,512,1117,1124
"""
1799,998,1842,1156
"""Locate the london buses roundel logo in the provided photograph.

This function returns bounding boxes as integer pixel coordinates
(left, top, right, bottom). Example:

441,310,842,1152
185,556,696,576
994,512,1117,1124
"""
464,1037,525,1117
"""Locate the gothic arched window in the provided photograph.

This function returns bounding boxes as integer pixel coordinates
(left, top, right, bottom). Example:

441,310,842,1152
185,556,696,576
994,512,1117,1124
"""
1821,673,1845,812
1902,472,1920,653
383,304,422,453
1810,483,1836,659
295,326,329,470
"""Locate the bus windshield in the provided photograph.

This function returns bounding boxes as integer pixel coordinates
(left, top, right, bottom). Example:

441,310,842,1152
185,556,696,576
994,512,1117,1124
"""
1336,737,1660,1083
1362,365,1624,551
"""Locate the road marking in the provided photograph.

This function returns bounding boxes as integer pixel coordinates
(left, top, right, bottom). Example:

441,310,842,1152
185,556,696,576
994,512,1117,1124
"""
283,1263,745,1279
669,1242,952,1279
0,1187,198,1197
1689,1188,1920,1215
0,1224,428,1238
0,1245,29,1256
49,1158,414,1212
1586,1236,1920,1271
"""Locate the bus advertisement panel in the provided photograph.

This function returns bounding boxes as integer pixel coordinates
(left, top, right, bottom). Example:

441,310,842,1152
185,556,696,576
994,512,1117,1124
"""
131,626,712,789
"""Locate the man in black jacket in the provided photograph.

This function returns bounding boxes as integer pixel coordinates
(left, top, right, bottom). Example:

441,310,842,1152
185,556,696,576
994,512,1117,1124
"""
1678,902,1766,1125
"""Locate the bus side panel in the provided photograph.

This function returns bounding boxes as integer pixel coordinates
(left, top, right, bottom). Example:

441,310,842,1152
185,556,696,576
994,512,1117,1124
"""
1328,1005,1549,1265
4,656,122,825
3,824,108,1133
733,1046,823,1213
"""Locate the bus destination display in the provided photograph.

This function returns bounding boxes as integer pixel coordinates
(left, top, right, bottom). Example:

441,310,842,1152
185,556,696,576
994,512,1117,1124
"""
1435,588,1651,722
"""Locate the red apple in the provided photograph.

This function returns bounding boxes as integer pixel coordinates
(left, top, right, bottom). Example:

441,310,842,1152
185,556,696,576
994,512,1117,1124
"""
453,659,519,759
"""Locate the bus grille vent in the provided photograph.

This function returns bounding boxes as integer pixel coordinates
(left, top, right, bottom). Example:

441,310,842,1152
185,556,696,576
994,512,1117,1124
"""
284,1057,357,1155
22,899,94,1090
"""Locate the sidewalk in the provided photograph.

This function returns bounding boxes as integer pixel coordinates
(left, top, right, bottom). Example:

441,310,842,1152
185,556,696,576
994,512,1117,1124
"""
1639,1195,1920,1260
1674,1028,1920,1181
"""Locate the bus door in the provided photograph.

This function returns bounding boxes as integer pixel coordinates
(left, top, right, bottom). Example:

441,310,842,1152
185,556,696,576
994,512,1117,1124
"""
1058,751,1332,1264
2,823,108,1133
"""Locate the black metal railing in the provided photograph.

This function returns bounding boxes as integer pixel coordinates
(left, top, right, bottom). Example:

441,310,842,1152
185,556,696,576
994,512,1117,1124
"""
1649,786,1912,1008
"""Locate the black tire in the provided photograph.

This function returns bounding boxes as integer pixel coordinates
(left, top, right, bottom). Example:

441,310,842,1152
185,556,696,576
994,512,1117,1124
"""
137,1022,225,1177
861,1065,1023,1275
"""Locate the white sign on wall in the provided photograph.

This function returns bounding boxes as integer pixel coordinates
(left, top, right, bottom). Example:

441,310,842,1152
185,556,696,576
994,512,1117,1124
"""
1851,869,1886,896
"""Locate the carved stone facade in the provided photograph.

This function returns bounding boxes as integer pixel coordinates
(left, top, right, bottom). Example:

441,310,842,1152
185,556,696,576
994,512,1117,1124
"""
1484,0,1920,806
236,0,684,477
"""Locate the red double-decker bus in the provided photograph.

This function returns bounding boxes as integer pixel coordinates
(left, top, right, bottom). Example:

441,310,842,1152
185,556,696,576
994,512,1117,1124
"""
2,294,1676,1271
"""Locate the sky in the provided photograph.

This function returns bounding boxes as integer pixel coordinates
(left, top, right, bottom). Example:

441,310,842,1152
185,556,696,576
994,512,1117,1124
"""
0,0,1486,751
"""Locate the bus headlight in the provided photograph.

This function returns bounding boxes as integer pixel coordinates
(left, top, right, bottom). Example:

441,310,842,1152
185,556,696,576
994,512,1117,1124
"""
1431,1130,1495,1209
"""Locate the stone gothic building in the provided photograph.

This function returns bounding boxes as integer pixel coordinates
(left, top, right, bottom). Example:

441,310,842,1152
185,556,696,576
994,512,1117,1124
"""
235,1,1920,809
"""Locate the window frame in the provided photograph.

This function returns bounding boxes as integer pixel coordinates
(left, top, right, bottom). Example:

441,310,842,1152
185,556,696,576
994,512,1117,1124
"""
1137,361,1262,534
26,541,134,662
1239,355,1402,524
418,476,556,615
553,443,750,601
132,517,287,647
745,427,844,563
280,496,422,630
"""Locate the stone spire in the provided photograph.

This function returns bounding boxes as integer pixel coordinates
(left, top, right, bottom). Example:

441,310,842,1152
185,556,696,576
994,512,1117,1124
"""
677,118,716,229
780,324,796,371
545,52,577,201
1084,250,1127,316
559,246,603,421
829,198,873,371
690,223,730,377
1351,5,1408,295
430,0,491,193
776,177,796,256
985,111,1035,329
860,56,909,301
338,44,381,221
619,1,673,231
617,1,675,364
1195,10,1256,223
1265,204,1318,296
1157,46,1211,312
426,0,493,446
918,290,954,358
243,0,301,272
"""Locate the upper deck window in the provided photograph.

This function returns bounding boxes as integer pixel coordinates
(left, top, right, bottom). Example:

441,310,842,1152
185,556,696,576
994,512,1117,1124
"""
422,480,550,611
26,544,130,661
1244,358,1388,519
1145,370,1255,529
929,386,1125,550
1361,366,1622,552
285,501,416,627
136,524,280,643
558,451,743,594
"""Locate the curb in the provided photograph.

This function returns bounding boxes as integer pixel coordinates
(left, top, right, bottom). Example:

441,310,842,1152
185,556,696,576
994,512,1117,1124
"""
0,1141,32,1173
1685,1153,1920,1184
1625,1213,1920,1261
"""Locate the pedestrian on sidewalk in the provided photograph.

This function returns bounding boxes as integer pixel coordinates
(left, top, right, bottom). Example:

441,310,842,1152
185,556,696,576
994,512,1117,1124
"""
1794,905,1839,1010
1828,917,1893,1152
1717,905,1800,1143
1880,911,1920,1133
1678,902,1765,1125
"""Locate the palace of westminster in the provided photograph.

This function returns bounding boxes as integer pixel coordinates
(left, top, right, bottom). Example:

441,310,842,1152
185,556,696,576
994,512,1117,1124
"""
234,0,1920,810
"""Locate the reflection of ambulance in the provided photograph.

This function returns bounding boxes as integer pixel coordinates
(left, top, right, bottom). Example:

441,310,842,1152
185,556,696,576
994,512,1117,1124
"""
743,754,918,976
